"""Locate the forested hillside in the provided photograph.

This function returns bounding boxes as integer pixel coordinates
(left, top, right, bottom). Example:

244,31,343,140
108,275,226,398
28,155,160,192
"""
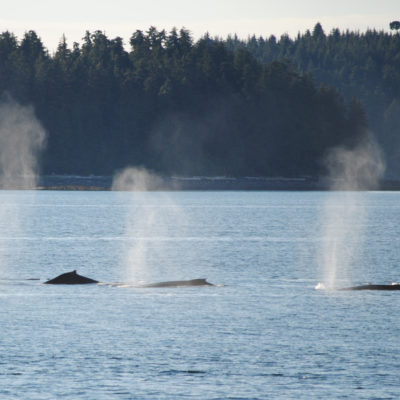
0,28,367,177
226,23,400,177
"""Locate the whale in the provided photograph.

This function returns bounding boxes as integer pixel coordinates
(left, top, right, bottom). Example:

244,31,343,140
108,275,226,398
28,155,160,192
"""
44,270,98,284
44,270,214,287
140,278,213,288
340,283,400,291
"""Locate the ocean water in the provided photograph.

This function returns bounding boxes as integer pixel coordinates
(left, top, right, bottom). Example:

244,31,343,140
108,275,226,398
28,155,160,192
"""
0,190,399,399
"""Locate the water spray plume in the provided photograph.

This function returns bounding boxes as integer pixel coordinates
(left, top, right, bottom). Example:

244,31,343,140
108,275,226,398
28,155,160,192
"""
325,141,385,191
112,167,165,191
112,167,184,283
0,96,46,276
319,139,385,290
0,95,46,189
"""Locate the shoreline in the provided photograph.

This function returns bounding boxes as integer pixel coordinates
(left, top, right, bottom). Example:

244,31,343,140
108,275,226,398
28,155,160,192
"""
38,175,322,191
0,175,395,191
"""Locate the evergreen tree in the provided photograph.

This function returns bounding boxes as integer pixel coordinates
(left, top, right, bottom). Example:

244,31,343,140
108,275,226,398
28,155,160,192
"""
0,28,370,177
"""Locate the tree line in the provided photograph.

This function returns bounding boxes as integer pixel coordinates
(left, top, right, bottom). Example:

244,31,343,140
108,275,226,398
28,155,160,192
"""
0,28,367,177
226,23,400,177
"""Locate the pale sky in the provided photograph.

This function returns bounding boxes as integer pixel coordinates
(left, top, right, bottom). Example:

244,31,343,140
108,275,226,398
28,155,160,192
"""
0,0,398,52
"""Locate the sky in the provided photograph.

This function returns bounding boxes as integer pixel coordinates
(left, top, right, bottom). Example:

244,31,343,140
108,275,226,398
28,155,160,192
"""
0,0,398,52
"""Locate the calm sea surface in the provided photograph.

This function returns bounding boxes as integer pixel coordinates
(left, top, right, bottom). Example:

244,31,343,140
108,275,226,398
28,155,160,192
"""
0,190,399,399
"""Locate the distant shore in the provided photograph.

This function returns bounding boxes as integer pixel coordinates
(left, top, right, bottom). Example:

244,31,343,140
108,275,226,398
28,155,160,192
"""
22,175,400,191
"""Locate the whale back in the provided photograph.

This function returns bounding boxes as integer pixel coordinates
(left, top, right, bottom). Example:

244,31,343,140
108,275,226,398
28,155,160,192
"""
340,284,400,291
44,271,213,287
45,270,98,284
142,278,213,288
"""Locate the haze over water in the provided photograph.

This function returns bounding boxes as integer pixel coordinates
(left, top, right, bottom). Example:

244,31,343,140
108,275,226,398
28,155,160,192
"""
0,190,399,399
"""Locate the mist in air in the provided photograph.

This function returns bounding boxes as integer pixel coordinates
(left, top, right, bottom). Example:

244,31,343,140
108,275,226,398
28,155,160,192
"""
0,96,46,275
318,139,385,289
0,95,46,189
112,167,186,283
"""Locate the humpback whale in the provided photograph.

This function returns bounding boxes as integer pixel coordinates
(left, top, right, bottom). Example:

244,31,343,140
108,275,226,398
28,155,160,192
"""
340,283,400,291
44,270,98,284
44,271,214,287
141,278,213,288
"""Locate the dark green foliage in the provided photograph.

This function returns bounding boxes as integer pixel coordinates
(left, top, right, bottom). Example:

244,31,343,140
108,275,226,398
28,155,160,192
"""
390,21,400,31
227,23,400,177
0,28,365,177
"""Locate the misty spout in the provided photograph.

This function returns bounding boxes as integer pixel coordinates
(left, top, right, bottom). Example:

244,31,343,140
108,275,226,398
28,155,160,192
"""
319,139,385,289
112,167,186,283
324,140,385,191
0,96,46,189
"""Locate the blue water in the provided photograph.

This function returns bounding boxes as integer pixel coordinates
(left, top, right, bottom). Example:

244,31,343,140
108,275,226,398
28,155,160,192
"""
0,191,399,399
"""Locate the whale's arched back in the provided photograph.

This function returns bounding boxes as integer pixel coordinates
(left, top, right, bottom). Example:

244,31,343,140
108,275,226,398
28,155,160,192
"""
340,283,400,291
142,278,213,288
44,270,98,284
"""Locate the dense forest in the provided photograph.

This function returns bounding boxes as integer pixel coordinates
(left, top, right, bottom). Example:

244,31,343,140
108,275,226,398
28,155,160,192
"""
0,27,376,177
226,23,400,177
